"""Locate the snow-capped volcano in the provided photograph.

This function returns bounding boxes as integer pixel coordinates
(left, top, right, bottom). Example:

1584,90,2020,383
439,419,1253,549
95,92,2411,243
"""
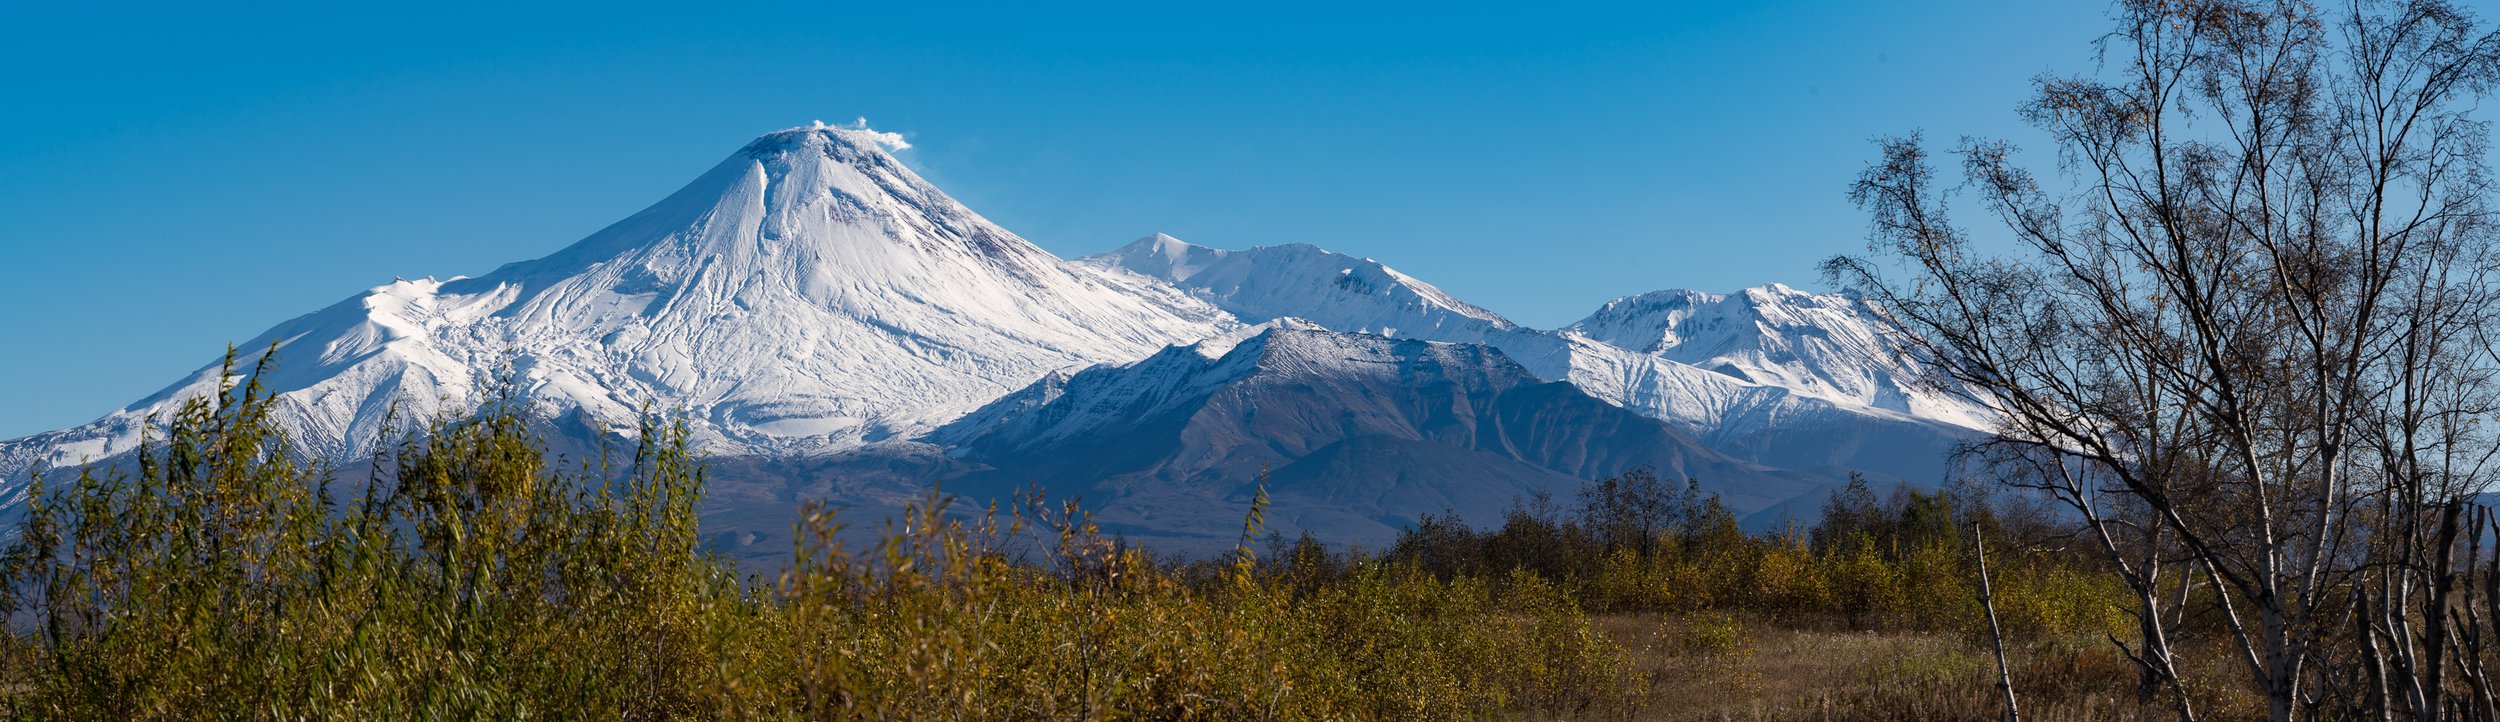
0,125,1234,478
0,124,1996,551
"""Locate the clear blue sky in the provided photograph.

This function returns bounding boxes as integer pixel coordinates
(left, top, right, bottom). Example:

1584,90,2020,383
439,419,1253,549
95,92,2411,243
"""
0,0,2114,438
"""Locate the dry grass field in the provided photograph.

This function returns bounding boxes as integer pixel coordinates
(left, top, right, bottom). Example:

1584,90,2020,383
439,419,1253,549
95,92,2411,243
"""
1568,613,2265,722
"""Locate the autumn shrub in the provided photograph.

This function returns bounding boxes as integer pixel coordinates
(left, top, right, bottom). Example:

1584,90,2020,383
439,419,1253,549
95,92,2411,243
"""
0,351,1648,720
1385,468,2134,643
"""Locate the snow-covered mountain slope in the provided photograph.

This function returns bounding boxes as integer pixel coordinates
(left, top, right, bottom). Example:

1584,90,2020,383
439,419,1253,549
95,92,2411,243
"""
1076,235,1734,417
1080,235,1519,344
0,124,1237,482
0,124,1997,554
1076,235,1985,491
1080,234,1984,429
1567,286,1989,429
929,326,1819,549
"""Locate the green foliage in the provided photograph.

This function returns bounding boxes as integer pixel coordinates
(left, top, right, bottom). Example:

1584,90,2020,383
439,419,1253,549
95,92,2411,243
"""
0,347,753,718
1387,469,2133,642
0,352,1647,720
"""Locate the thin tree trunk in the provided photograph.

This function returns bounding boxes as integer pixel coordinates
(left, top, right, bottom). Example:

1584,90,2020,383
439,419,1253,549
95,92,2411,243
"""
1977,523,2022,722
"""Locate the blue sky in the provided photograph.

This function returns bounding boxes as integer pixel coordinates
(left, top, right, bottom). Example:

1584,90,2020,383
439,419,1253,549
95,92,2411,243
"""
0,0,2112,438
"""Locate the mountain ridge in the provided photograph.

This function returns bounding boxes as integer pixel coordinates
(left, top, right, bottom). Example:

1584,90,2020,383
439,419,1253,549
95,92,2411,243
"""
930,325,1817,548
0,125,1990,553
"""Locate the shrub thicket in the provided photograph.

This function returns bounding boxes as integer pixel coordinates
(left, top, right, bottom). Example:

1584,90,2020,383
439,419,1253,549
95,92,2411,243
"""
0,352,1645,720
0,350,2132,719
1383,468,2133,641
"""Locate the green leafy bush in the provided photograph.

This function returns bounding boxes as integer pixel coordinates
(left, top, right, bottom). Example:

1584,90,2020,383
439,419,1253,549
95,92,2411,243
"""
1386,468,2132,640
0,351,1647,720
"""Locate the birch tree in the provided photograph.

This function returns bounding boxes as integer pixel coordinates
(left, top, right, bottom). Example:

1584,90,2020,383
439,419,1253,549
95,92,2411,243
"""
1828,1,2500,719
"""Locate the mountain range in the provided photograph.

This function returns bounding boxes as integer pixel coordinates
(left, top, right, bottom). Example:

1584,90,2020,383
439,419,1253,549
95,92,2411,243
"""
0,124,1989,558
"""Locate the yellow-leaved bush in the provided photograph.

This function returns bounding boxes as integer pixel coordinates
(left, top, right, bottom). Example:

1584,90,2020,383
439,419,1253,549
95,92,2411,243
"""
0,351,1645,720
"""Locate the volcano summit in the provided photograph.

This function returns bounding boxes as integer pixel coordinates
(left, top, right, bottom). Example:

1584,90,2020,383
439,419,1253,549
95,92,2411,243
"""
0,125,1988,554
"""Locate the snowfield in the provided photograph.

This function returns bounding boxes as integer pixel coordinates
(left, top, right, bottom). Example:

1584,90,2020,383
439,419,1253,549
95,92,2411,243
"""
0,124,1993,545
